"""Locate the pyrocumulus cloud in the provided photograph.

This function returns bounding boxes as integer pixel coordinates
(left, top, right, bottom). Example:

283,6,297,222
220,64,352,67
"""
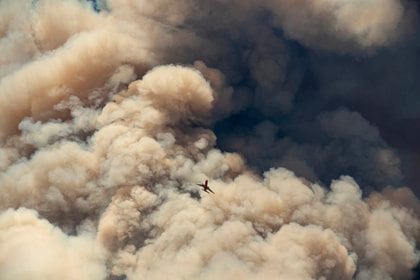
0,1,419,280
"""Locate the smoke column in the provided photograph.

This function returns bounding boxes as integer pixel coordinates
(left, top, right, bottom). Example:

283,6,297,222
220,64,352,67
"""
0,0,419,279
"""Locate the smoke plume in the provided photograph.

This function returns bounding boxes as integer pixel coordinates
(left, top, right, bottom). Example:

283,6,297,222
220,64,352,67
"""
0,0,419,279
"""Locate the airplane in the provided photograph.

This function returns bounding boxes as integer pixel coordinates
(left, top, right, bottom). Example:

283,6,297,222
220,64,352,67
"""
197,180,215,194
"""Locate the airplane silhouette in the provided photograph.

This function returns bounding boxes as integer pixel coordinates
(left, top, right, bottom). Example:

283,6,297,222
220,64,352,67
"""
197,180,215,194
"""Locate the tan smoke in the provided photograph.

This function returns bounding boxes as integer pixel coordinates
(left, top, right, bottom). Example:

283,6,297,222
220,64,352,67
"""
0,0,155,140
106,0,414,53
0,1,419,280
264,0,411,52
0,208,106,280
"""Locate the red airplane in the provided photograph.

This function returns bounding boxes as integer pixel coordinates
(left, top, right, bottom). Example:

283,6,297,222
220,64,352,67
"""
197,180,215,194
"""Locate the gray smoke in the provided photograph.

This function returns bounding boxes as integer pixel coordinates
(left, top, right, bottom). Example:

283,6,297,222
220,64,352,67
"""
0,1,419,280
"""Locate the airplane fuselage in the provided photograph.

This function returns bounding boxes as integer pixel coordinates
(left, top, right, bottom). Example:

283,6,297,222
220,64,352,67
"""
197,180,214,194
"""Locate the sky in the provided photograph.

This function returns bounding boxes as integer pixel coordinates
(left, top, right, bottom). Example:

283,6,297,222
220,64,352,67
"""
0,0,419,279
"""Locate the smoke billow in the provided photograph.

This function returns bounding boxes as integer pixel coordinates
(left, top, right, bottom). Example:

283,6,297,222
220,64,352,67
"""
0,0,419,279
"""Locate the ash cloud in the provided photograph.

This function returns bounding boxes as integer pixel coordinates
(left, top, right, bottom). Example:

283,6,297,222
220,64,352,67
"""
217,108,402,188
0,0,419,279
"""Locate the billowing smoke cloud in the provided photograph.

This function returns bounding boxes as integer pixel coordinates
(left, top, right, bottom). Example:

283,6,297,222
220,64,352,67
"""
0,0,419,279
0,208,106,280
217,108,403,187
264,0,413,52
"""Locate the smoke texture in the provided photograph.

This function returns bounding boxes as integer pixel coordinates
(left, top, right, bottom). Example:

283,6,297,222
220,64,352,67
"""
0,0,420,279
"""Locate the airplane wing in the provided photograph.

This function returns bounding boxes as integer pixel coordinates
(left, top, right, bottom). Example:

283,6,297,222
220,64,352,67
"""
197,181,214,194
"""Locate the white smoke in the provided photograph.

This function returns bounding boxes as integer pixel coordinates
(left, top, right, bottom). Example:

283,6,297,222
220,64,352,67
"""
0,1,419,280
